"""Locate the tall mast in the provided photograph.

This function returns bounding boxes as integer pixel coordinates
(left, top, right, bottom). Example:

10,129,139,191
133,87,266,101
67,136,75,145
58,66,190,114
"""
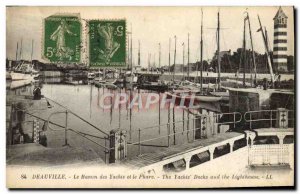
130,24,133,72
257,15,274,87
265,27,271,55
15,42,19,61
187,33,190,78
169,38,171,75
200,9,203,91
138,40,141,66
173,35,177,81
158,43,161,69
148,53,150,72
246,12,257,85
243,15,246,87
182,42,185,80
31,39,34,62
265,28,274,73
19,38,23,61
127,34,130,70
217,12,221,90
149,53,152,73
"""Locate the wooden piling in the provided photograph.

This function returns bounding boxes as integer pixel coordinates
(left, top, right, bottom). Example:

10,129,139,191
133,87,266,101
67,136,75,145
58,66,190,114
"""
172,107,176,145
64,110,69,146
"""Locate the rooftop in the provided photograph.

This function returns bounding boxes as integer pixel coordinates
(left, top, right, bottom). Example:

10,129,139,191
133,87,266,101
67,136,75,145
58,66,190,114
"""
273,6,288,19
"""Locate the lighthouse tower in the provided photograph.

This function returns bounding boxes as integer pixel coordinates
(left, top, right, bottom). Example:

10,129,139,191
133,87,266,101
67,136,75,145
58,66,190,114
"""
273,6,288,72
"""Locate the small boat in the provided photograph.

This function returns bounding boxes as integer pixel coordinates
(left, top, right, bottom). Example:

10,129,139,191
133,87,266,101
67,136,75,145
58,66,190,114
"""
105,83,118,90
10,62,39,81
106,78,117,85
125,71,138,83
94,82,104,88
197,83,217,90
87,72,96,79
138,82,169,92
193,94,222,102
221,79,252,88
64,77,83,85
10,40,39,81
88,79,95,84
7,79,34,90
65,81,83,85
95,82,118,90
94,79,118,90
210,91,230,101
115,78,125,84
172,88,199,94
94,77,105,82
166,91,222,103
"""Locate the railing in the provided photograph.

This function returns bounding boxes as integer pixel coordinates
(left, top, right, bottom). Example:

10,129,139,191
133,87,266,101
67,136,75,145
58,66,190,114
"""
130,124,199,156
47,110,111,162
127,112,242,156
44,96,113,162
47,110,108,139
44,97,109,136
11,97,112,163
215,112,243,128
19,109,111,150
11,97,294,164
249,144,290,166
244,109,294,130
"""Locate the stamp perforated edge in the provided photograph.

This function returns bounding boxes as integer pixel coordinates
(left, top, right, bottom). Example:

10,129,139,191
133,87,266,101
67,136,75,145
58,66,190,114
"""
86,18,127,69
41,13,82,64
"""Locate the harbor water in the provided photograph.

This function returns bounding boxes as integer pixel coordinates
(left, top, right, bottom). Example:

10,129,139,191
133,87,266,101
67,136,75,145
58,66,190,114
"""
8,80,199,160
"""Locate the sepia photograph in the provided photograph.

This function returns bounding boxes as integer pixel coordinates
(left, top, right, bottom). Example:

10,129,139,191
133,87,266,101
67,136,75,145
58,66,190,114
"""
5,5,295,188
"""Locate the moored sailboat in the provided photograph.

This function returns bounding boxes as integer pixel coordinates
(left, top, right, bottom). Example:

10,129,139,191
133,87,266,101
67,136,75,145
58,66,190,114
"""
10,40,39,81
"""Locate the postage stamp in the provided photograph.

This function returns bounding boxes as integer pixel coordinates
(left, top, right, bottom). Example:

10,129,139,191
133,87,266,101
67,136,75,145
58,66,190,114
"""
43,14,81,62
88,20,126,67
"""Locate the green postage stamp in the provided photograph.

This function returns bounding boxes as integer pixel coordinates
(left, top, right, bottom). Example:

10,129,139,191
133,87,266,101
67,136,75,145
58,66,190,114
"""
43,14,81,62
89,20,126,67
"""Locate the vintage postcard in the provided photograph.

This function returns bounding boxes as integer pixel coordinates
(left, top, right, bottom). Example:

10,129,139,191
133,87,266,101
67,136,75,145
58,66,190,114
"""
6,6,295,188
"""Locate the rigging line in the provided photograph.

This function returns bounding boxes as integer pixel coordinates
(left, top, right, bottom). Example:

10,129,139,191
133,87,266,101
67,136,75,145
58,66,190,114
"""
209,30,216,55
226,54,232,71
221,30,227,51
203,41,209,62
284,95,291,109
238,48,243,73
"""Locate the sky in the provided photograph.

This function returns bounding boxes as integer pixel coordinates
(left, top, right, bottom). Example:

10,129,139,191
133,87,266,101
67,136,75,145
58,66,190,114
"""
6,6,294,67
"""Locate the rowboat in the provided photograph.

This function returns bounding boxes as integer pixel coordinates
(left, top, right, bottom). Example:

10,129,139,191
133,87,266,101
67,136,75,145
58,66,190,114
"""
193,95,222,102
210,91,229,101
95,80,118,90
165,92,222,103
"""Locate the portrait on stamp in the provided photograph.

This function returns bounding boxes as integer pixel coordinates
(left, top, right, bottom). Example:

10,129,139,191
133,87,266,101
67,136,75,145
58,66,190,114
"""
44,15,81,62
89,20,126,67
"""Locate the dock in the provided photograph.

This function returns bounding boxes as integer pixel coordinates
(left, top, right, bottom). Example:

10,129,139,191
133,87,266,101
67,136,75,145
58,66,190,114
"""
7,143,104,166
121,132,245,170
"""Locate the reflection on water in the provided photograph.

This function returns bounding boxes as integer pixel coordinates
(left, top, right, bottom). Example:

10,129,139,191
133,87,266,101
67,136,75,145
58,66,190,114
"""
42,84,186,132
40,83,195,158
8,78,216,159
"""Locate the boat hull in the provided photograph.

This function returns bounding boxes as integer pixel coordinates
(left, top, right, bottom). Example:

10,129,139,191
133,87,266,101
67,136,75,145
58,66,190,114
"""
210,91,230,101
10,72,39,81
166,92,222,103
